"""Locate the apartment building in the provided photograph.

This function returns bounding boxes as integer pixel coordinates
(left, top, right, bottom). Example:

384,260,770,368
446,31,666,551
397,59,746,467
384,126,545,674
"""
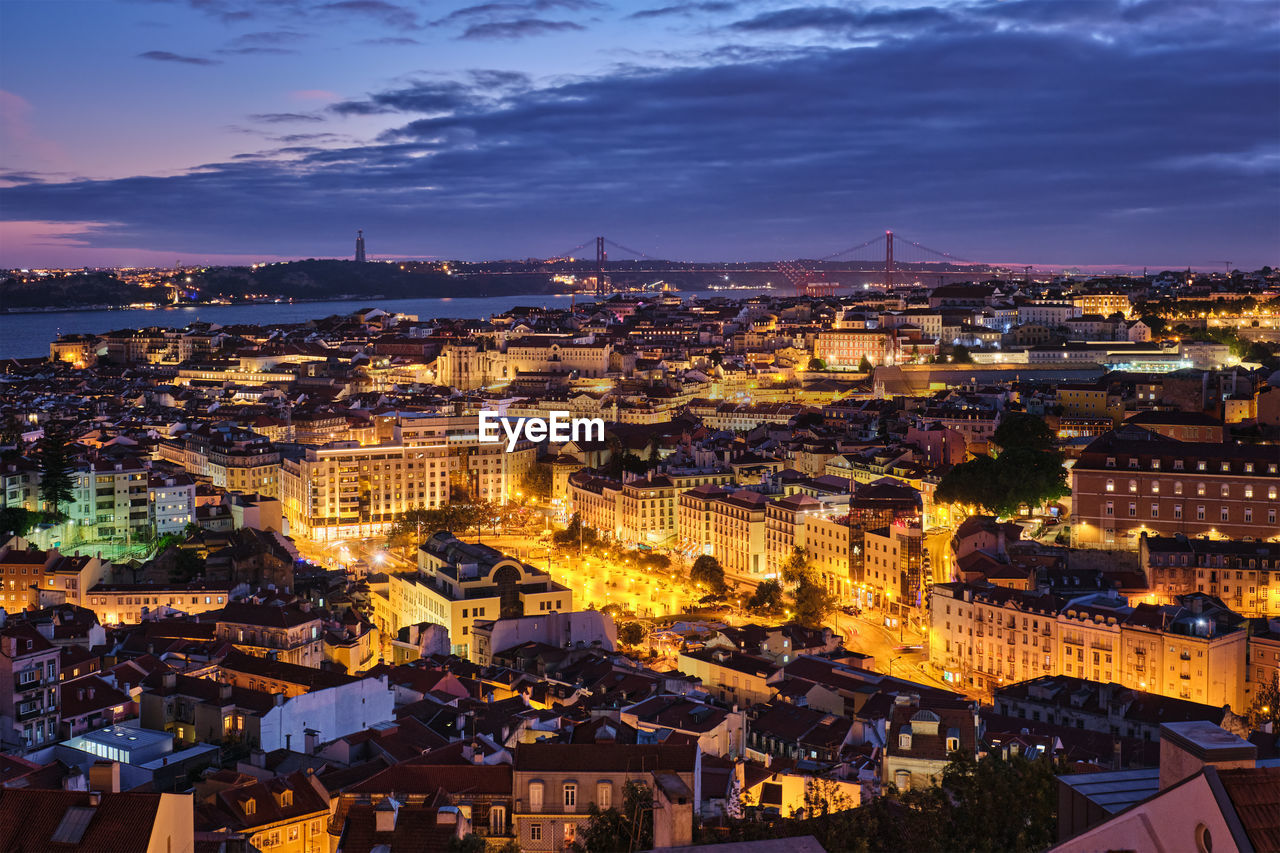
387,533,571,659
86,583,230,625
764,493,823,578
1070,425,1280,549
814,329,899,369
708,490,770,583
80,457,151,544
280,414,533,542
930,584,1247,709
800,512,854,600
0,621,59,751
1072,292,1131,317
512,744,697,852
148,472,196,535
214,602,325,668
615,475,678,546
565,470,622,537
676,484,734,557
1140,535,1280,616
162,424,281,497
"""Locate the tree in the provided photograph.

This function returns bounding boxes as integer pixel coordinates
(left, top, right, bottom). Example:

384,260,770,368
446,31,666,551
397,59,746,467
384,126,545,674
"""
993,412,1057,453
36,423,74,519
858,355,873,373
520,461,553,500
491,842,521,853
618,621,645,645
746,579,785,615
1248,671,1280,729
782,547,834,628
0,507,38,538
807,357,826,371
690,555,728,596
572,781,653,853
951,344,973,363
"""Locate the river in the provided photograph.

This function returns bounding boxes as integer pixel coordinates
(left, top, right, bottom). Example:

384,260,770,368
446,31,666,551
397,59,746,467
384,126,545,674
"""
0,289,751,360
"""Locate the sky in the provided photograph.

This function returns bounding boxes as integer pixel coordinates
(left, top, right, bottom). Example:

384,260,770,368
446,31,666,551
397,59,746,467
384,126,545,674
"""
0,0,1278,269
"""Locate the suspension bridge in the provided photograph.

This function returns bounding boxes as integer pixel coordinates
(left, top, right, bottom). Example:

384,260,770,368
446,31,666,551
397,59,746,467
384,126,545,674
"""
543,231,1036,297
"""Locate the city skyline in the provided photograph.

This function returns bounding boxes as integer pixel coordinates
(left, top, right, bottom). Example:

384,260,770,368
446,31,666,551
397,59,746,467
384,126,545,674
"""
1,0,1278,269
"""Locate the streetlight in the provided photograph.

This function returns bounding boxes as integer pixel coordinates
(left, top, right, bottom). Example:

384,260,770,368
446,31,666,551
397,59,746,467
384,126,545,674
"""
888,655,901,679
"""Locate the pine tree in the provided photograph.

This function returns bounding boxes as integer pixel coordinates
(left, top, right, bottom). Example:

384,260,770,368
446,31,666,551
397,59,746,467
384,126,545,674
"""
36,423,74,519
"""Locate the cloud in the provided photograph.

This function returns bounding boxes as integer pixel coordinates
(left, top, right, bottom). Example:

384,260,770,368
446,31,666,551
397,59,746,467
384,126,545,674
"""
362,36,422,45
329,79,482,116
231,30,309,45
460,18,583,38
6,0,1280,268
218,46,299,55
628,2,736,19
137,50,221,65
318,0,420,28
249,112,327,123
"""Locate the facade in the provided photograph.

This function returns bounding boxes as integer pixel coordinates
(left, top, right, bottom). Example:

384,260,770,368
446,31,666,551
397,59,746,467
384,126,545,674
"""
0,622,59,751
930,584,1248,709
214,602,325,668
163,424,281,497
512,744,698,852
86,583,230,625
148,473,196,535
814,329,899,369
1140,535,1280,616
388,533,572,659
1070,426,1280,549
280,414,533,542
708,490,771,583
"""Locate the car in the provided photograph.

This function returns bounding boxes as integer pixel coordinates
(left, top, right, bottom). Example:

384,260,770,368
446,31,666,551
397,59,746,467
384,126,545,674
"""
895,644,923,654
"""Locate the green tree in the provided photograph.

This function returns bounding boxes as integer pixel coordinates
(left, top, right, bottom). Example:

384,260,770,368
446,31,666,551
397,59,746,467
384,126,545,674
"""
951,344,973,363
572,781,653,853
618,621,645,645
746,579,785,615
858,355,873,373
781,546,834,628
1248,671,1280,729
807,357,826,371
690,555,728,596
520,461,553,500
36,423,74,519
992,412,1056,453
491,841,521,853
0,507,38,538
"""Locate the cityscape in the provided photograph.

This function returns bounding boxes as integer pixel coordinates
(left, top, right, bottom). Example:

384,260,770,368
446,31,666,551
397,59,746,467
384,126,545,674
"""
1,0,1279,852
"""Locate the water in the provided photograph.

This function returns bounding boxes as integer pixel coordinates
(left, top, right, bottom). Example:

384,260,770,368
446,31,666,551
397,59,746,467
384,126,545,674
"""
0,288,751,359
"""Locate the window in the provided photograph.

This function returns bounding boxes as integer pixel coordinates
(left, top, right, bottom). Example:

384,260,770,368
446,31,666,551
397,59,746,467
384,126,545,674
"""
530,823,543,841
899,733,912,750
1128,479,1138,493
489,806,506,835
564,823,577,845
1106,479,1115,492
529,782,544,812
946,736,960,752
1175,481,1183,495
596,782,612,810
564,784,577,808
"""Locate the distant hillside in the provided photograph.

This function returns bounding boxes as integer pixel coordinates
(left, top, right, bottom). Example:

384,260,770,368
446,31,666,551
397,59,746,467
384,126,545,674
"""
0,271,154,309
196,260,558,301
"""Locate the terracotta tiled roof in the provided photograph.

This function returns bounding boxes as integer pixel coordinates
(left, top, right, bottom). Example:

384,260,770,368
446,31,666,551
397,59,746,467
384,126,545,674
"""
0,789,164,853
1217,766,1280,852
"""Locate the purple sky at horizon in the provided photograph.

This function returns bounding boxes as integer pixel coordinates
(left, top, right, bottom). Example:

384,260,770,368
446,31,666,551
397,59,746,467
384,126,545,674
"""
1,0,1278,270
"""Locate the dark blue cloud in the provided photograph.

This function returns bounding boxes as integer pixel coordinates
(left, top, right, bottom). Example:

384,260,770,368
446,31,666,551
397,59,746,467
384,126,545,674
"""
138,49,221,64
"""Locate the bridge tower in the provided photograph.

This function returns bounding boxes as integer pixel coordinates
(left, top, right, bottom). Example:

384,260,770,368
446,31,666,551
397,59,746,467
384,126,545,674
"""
595,236,607,297
884,230,894,290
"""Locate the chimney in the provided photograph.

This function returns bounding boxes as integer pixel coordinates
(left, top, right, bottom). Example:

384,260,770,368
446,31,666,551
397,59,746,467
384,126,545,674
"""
89,761,121,794
250,749,267,768
1158,721,1256,791
304,728,319,755
374,797,399,832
